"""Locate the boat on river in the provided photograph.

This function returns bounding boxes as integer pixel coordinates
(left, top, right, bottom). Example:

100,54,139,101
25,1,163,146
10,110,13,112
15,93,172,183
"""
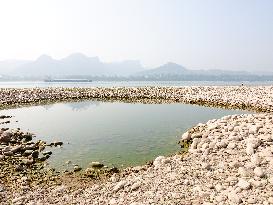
44,79,92,82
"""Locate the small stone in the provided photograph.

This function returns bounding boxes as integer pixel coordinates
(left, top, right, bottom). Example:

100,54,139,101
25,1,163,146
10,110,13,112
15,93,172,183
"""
215,195,226,202
10,145,22,153
215,184,223,192
202,163,211,170
73,165,82,172
21,176,28,181
131,182,141,191
42,151,52,156
230,161,242,168
0,132,11,143
184,179,190,185
53,185,66,193
113,180,126,192
54,141,63,146
12,196,26,204
90,161,104,168
246,145,254,155
32,150,39,158
237,179,251,190
3,151,13,156
249,179,262,188
228,192,242,204
247,196,257,204
181,132,191,141
23,150,33,156
251,154,261,166
109,198,117,205
254,167,264,177
238,167,249,177
153,156,165,168
22,158,34,165
65,160,71,164
15,165,24,172
227,142,236,149
268,197,273,204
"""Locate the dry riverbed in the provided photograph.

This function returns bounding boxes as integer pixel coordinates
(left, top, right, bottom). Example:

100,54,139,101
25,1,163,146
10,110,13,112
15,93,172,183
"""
0,86,273,204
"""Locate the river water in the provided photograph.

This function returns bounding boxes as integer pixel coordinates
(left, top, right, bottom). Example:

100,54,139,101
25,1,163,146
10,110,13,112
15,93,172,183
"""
0,80,272,88
0,100,250,169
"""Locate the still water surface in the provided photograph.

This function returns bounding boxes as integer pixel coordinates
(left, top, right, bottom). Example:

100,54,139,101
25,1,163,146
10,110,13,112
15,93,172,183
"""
0,101,249,169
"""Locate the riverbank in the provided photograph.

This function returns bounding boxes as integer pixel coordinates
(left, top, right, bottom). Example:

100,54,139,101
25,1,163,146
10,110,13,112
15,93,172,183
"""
1,86,273,204
0,86,273,112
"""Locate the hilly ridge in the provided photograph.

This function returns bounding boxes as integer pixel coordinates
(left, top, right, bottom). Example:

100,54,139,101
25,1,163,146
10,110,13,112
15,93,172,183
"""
0,53,272,81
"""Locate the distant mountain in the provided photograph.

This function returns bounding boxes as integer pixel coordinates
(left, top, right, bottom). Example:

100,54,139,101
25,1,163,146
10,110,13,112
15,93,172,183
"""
105,60,143,76
136,62,189,76
134,62,251,78
0,53,144,77
0,54,272,81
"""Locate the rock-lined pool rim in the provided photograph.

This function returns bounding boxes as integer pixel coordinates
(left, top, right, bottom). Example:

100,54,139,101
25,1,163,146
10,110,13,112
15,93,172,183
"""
0,86,272,112
1,85,273,204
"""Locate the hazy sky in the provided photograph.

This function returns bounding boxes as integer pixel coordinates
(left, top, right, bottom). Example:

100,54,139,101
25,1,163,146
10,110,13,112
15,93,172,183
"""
0,0,272,71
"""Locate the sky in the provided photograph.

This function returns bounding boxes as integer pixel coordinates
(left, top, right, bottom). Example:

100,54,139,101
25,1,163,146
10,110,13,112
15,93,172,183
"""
0,0,272,71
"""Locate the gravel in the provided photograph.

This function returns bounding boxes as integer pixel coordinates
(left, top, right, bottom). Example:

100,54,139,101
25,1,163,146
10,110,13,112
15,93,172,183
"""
1,86,273,204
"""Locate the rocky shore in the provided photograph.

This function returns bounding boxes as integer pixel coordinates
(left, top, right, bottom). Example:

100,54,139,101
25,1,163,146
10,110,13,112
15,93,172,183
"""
0,86,273,204
0,86,273,112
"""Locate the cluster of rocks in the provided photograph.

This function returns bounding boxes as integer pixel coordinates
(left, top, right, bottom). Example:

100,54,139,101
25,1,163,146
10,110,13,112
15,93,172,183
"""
0,120,66,204
10,113,272,204
1,86,273,204
0,86,273,112
0,129,53,165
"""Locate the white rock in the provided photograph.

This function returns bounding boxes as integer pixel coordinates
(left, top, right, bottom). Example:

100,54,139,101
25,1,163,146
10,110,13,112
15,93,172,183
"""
184,179,190,185
249,179,262,188
131,182,141,191
202,143,209,150
109,198,117,204
251,154,261,166
202,162,211,170
208,124,219,131
230,161,242,168
268,197,273,204
268,177,273,184
254,167,264,177
12,196,26,204
227,142,236,149
247,138,261,148
249,125,259,134
247,196,257,204
215,195,226,202
53,185,66,193
228,192,242,204
215,184,223,192
181,132,191,140
237,179,251,190
246,144,255,155
153,156,165,168
238,167,250,177
113,180,126,192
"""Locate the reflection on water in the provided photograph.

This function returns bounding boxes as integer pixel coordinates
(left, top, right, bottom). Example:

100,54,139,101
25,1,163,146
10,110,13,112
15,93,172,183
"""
43,101,100,111
0,101,250,169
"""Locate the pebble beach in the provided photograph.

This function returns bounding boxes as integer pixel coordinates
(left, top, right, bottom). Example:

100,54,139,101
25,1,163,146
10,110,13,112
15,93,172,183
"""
1,86,273,205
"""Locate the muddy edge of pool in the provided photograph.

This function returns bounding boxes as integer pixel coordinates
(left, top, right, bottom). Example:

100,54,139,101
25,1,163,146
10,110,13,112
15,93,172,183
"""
0,85,273,204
